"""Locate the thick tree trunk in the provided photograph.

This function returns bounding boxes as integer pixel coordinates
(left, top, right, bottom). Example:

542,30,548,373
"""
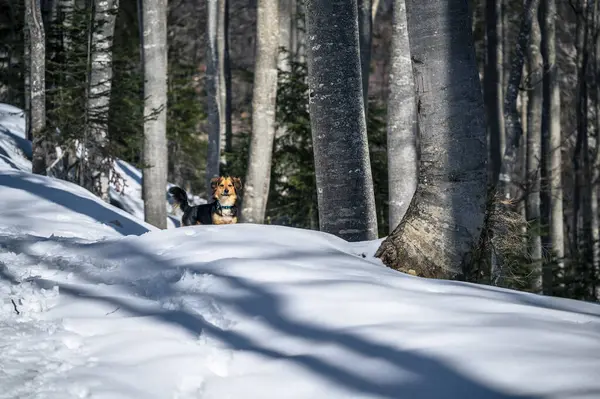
206,0,221,193
376,0,487,279
87,0,119,202
26,0,47,175
241,0,279,223
485,0,505,184
141,0,168,229
540,0,564,293
387,0,417,231
357,0,372,109
526,12,543,293
499,0,539,199
304,0,378,242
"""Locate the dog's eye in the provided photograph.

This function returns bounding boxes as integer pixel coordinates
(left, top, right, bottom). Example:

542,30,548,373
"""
219,184,224,187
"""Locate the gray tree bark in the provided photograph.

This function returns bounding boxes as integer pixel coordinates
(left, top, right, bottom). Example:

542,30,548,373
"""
593,0,600,299
387,0,417,231
304,0,378,242
141,0,168,229
540,0,564,294
218,0,232,155
87,0,119,202
26,0,47,175
498,0,539,200
206,0,221,193
357,0,372,109
526,12,543,293
485,0,505,184
279,0,293,73
241,0,279,223
376,0,487,279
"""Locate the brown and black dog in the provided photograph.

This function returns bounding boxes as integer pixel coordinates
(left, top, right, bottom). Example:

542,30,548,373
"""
168,176,242,226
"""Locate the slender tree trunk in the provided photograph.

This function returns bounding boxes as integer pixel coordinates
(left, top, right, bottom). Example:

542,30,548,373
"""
241,0,279,223
387,0,417,231
279,0,293,73
223,0,233,153
217,0,232,156
24,3,31,142
526,11,543,293
485,0,505,184
540,0,564,293
87,0,119,202
357,0,372,109
206,0,221,192
499,0,539,199
371,0,380,22
376,0,488,279
304,0,378,241
593,0,600,299
26,0,47,175
141,0,168,229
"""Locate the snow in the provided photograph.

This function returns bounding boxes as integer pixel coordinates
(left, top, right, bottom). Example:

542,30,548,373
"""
1,103,600,398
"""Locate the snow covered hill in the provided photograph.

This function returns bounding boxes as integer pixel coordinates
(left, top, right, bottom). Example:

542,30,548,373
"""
1,103,600,398
0,103,204,229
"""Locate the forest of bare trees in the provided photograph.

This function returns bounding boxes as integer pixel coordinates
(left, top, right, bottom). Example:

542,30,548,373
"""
0,0,598,303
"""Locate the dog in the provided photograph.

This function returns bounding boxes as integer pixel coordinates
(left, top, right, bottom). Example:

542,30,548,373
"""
168,176,242,226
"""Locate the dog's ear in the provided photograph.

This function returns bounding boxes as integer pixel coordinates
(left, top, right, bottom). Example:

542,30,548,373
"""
232,177,242,193
210,177,221,191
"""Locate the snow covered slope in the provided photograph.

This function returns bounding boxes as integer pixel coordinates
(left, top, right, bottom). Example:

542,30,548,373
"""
0,103,197,229
1,165,600,398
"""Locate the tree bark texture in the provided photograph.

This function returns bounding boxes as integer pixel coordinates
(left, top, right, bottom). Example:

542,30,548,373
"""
526,12,543,293
540,0,564,293
241,0,279,224
376,0,488,279
87,0,119,202
141,0,168,229
218,0,232,155
26,0,47,175
304,0,378,242
206,0,221,193
485,0,505,184
357,0,372,109
386,0,417,231
499,0,539,199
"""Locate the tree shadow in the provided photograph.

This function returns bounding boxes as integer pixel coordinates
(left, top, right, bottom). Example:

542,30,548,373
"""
0,171,150,236
0,233,544,399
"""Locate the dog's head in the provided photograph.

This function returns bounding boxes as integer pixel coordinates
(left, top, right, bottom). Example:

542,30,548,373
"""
210,176,242,205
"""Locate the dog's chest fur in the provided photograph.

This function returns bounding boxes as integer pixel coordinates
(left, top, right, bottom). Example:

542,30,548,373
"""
212,205,238,225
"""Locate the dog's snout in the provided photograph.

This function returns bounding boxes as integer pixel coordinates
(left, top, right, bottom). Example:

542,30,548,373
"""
224,188,229,194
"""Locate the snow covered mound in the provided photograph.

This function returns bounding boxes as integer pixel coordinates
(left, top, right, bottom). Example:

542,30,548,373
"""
0,104,31,172
1,215,600,397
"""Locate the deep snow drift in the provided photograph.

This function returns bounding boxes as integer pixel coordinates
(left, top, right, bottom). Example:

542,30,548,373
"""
1,103,600,398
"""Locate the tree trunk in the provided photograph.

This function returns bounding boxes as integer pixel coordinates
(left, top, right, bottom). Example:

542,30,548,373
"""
278,0,293,73
206,0,221,193
593,0,600,299
387,0,417,231
540,0,564,294
485,0,505,184
26,0,47,175
218,0,232,155
498,0,539,199
376,0,487,279
304,0,378,242
87,0,119,202
526,11,543,293
357,0,372,109
372,0,380,22
141,0,168,229
241,0,279,223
